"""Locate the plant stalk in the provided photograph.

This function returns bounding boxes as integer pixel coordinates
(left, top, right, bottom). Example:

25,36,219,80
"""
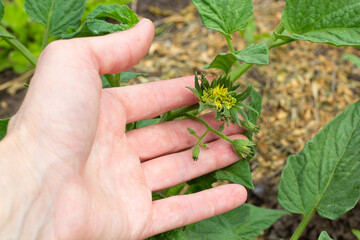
106,73,122,88
0,25,37,67
290,208,316,240
184,113,233,143
162,104,199,122
226,36,236,53
229,21,286,82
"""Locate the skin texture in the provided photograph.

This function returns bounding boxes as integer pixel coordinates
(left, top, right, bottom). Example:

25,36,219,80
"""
0,19,247,240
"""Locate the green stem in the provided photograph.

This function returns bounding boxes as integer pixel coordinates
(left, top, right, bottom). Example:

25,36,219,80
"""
290,208,316,240
162,104,199,122
184,113,233,143
197,129,209,145
115,73,121,87
229,63,253,82
229,21,286,82
265,22,285,47
105,73,122,88
226,36,236,53
268,39,293,50
0,25,37,66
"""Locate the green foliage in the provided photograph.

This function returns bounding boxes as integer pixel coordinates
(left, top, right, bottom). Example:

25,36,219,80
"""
248,89,262,124
135,118,161,129
179,204,287,240
63,19,129,39
121,72,147,83
353,229,360,240
63,4,138,39
152,183,187,201
83,0,133,21
0,0,134,73
0,0,4,21
101,72,146,88
231,204,288,240
215,160,254,189
342,53,360,68
25,0,86,37
204,42,269,74
87,4,138,25
278,0,360,47
0,118,10,140
187,172,216,193
191,0,253,37
318,231,333,240
0,0,42,72
278,100,360,220
244,88,262,140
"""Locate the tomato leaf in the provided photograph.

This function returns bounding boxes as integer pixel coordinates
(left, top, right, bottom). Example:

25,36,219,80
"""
278,0,360,47
0,118,10,141
180,204,287,240
62,4,138,39
204,42,269,74
191,0,253,37
233,204,288,240
245,88,262,140
0,0,4,21
278,100,360,220
352,229,360,240
215,160,254,189
86,4,138,27
318,231,333,240
25,0,86,37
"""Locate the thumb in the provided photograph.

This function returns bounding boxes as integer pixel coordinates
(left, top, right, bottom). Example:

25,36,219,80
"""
7,19,154,156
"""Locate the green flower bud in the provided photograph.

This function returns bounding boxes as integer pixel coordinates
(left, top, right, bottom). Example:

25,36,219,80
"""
240,120,260,134
218,124,225,132
188,128,197,136
192,144,201,161
231,139,256,158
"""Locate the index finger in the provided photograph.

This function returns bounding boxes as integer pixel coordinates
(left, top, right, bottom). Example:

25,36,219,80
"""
104,76,199,123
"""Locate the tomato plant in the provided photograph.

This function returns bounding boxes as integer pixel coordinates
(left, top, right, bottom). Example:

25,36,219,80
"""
0,0,360,239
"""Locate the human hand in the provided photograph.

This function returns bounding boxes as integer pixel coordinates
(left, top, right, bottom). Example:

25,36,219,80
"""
0,19,247,239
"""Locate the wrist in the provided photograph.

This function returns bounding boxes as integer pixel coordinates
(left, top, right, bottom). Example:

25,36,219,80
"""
0,136,55,239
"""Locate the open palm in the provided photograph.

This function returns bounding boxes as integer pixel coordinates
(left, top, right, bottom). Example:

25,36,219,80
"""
2,19,247,239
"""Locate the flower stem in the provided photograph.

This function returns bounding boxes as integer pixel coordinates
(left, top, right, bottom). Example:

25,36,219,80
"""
0,25,37,67
197,129,209,145
290,208,316,240
184,113,233,143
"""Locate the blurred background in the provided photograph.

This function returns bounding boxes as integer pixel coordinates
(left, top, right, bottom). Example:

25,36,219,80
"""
0,0,359,238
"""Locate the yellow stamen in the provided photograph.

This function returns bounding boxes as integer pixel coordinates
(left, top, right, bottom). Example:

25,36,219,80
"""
201,85,236,110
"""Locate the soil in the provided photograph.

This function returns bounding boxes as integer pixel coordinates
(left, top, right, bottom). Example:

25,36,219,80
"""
1,0,359,239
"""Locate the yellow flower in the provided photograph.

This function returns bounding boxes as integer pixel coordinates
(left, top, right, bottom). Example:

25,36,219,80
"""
201,85,236,110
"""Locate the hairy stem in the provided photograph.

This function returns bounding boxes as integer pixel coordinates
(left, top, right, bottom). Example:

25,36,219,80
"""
184,113,233,143
290,208,316,240
226,36,236,53
197,129,209,145
162,104,199,122
229,21,286,82
0,25,37,67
